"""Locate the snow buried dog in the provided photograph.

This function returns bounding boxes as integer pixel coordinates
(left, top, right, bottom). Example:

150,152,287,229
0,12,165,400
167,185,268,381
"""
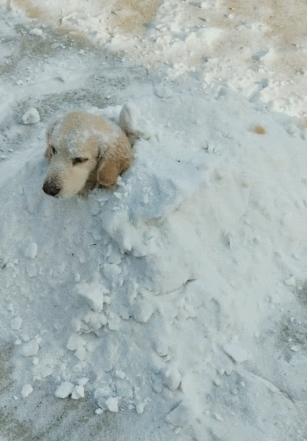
43,108,133,199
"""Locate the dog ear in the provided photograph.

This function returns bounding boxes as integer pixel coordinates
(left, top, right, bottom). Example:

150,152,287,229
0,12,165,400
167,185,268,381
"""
97,154,130,188
96,131,131,188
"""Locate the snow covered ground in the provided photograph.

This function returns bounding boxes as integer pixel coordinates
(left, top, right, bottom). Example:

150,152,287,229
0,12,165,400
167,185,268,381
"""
0,1,307,440
10,0,307,117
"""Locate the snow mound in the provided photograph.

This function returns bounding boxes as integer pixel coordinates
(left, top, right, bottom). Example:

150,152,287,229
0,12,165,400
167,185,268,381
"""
1,85,307,429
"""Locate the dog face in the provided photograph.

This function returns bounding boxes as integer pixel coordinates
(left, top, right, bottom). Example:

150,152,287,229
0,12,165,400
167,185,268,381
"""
43,111,131,199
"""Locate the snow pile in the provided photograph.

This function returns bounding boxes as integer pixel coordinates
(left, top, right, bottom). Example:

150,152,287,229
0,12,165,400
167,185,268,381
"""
9,0,307,117
1,84,307,430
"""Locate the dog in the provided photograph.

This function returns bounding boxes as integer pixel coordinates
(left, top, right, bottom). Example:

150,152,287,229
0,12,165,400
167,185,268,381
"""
42,109,132,199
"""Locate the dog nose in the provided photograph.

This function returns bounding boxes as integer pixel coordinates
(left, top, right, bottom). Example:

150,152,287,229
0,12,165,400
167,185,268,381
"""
43,181,60,197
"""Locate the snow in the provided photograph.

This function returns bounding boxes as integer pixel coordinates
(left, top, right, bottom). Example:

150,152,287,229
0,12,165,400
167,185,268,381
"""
20,339,40,357
29,28,43,36
22,108,40,125
73,281,108,313
11,316,22,330
55,381,75,398
0,1,307,440
21,384,33,398
105,397,120,413
9,0,307,118
71,384,85,400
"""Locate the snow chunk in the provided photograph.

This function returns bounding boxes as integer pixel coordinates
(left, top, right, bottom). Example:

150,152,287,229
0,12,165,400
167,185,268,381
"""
152,374,163,393
22,108,40,125
55,382,74,398
11,316,22,330
163,367,181,391
29,28,43,36
75,347,87,361
84,312,108,331
214,413,224,421
136,402,146,415
74,282,108,312
41,367,53,378
108,312,121,331
20,334,30,342
72,312,108,334
71,385,85,400
103,263,121,280
284,276,296,287
66,334,86,351
165,402,197,427
21,384,33,398
154,85,173,99
25,243,38,259
223,338,251,364
20,339,39,357
106,397,119,413
114,370,126,380
77,377,89,386
132,300,155,323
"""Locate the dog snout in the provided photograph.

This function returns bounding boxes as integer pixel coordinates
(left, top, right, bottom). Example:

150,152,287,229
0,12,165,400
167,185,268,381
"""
43,181,60,197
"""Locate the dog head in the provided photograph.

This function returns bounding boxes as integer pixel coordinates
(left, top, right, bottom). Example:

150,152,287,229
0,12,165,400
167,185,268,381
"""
43,110,131,199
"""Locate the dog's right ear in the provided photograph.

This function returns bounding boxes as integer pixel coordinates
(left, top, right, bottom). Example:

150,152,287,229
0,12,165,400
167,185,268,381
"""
119,103,153,145
45,117,61,161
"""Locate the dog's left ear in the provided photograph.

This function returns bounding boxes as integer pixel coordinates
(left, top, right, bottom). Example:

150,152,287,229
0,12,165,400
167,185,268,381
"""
97,153,130,188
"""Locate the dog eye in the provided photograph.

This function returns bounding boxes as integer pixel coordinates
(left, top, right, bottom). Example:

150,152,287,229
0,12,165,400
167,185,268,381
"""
50,146,57,155
72,157,89,165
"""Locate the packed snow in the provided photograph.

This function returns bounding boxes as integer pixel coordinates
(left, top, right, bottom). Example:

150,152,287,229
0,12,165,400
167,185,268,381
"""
0,1,307,440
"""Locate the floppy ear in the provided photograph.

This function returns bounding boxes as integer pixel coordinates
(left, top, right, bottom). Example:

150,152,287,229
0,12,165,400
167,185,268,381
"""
96,131,131,188
97,154,130,188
